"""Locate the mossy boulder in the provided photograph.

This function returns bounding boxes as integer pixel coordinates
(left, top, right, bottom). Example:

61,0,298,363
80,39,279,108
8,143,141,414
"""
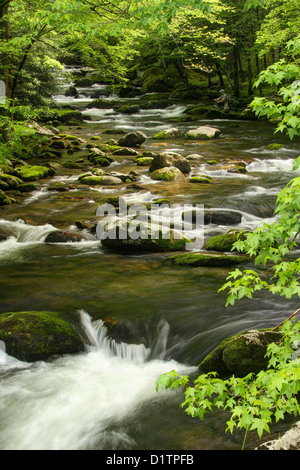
113,147,139,156
97,195,121,208
15,165,52,182
0,311,84,362
18,183,38,193
0,181,9,191
186,126,221,140
150,166,186,181
0,174,23,188
135,157,154,166
0,189,13,205
205,230,246,252
80,175,122,186
116,104,140,114
152,128,185,140
190,176,212,184
266,143,284,150
118,131,147,148
165,252,248,267
149,152,191,174
100,220,192,253
86,98,120,109
199,329,283,376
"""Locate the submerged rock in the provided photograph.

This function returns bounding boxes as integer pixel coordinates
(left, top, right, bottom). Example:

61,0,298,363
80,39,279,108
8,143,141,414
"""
204,210,242,226
190,176,212,184
44,231,88,243
0,311,84,362
199,329,283,376
165,252,248,267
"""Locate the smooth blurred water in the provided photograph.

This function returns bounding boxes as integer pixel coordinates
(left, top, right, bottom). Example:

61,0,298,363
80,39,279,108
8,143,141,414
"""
1,72,300,449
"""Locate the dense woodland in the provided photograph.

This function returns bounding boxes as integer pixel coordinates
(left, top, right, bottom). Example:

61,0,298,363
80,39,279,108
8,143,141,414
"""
0,0,299,144
1,0,300,448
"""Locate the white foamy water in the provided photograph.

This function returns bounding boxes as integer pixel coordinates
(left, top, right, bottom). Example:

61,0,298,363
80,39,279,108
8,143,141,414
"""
247,158,299,174
0,219,99,261
0,311,195,450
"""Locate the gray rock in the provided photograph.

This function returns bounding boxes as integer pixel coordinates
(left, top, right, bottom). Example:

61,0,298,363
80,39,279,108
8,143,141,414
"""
149,152,191,174
257,422,300,450
118,131,147,148
44,231,88,243
186,126,221,140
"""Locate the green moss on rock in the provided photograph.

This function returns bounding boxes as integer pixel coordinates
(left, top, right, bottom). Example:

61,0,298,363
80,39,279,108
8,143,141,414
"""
165,252,248,267
15,165,52,182
150,167,185,181
266,143,284,150
135,157,154,166
18,183,38,192
190,176,212,184
205,231,246,252
101,220,191,253
0,189,13,205
0,311,84,362
199,329,283,376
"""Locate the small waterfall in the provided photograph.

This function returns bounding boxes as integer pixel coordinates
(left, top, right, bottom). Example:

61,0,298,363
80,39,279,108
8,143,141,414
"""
0,310,195,450
78,310,173,364
0,218,56,243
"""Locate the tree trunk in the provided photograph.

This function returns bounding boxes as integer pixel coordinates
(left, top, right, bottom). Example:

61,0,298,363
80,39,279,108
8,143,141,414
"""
0,1,12,143
233,44,240,97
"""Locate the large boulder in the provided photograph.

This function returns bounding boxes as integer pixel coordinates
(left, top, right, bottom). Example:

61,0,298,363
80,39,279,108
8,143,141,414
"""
118,131,147,148
205,230,246,252
0,311,84,362
149,152,191,174
14,165,53,182
0,174,23,188
99,220,191,253
79,175,123,186
199,329,283,376
0,189,13,205
152,128,185,139
150,166,186,181
256,422,300,450
186,126,221,140
116,104,140,114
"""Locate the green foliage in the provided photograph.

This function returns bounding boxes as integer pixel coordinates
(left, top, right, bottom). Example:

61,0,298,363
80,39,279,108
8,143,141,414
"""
156,319,300,441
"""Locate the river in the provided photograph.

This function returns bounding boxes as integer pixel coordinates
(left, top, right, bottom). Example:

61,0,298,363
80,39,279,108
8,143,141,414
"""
0,68,299,450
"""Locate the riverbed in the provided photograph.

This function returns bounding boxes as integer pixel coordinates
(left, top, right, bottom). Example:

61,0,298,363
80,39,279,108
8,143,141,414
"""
0,72,299,450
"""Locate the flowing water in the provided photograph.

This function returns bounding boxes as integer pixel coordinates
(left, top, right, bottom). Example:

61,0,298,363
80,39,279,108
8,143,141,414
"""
0,68,300,450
